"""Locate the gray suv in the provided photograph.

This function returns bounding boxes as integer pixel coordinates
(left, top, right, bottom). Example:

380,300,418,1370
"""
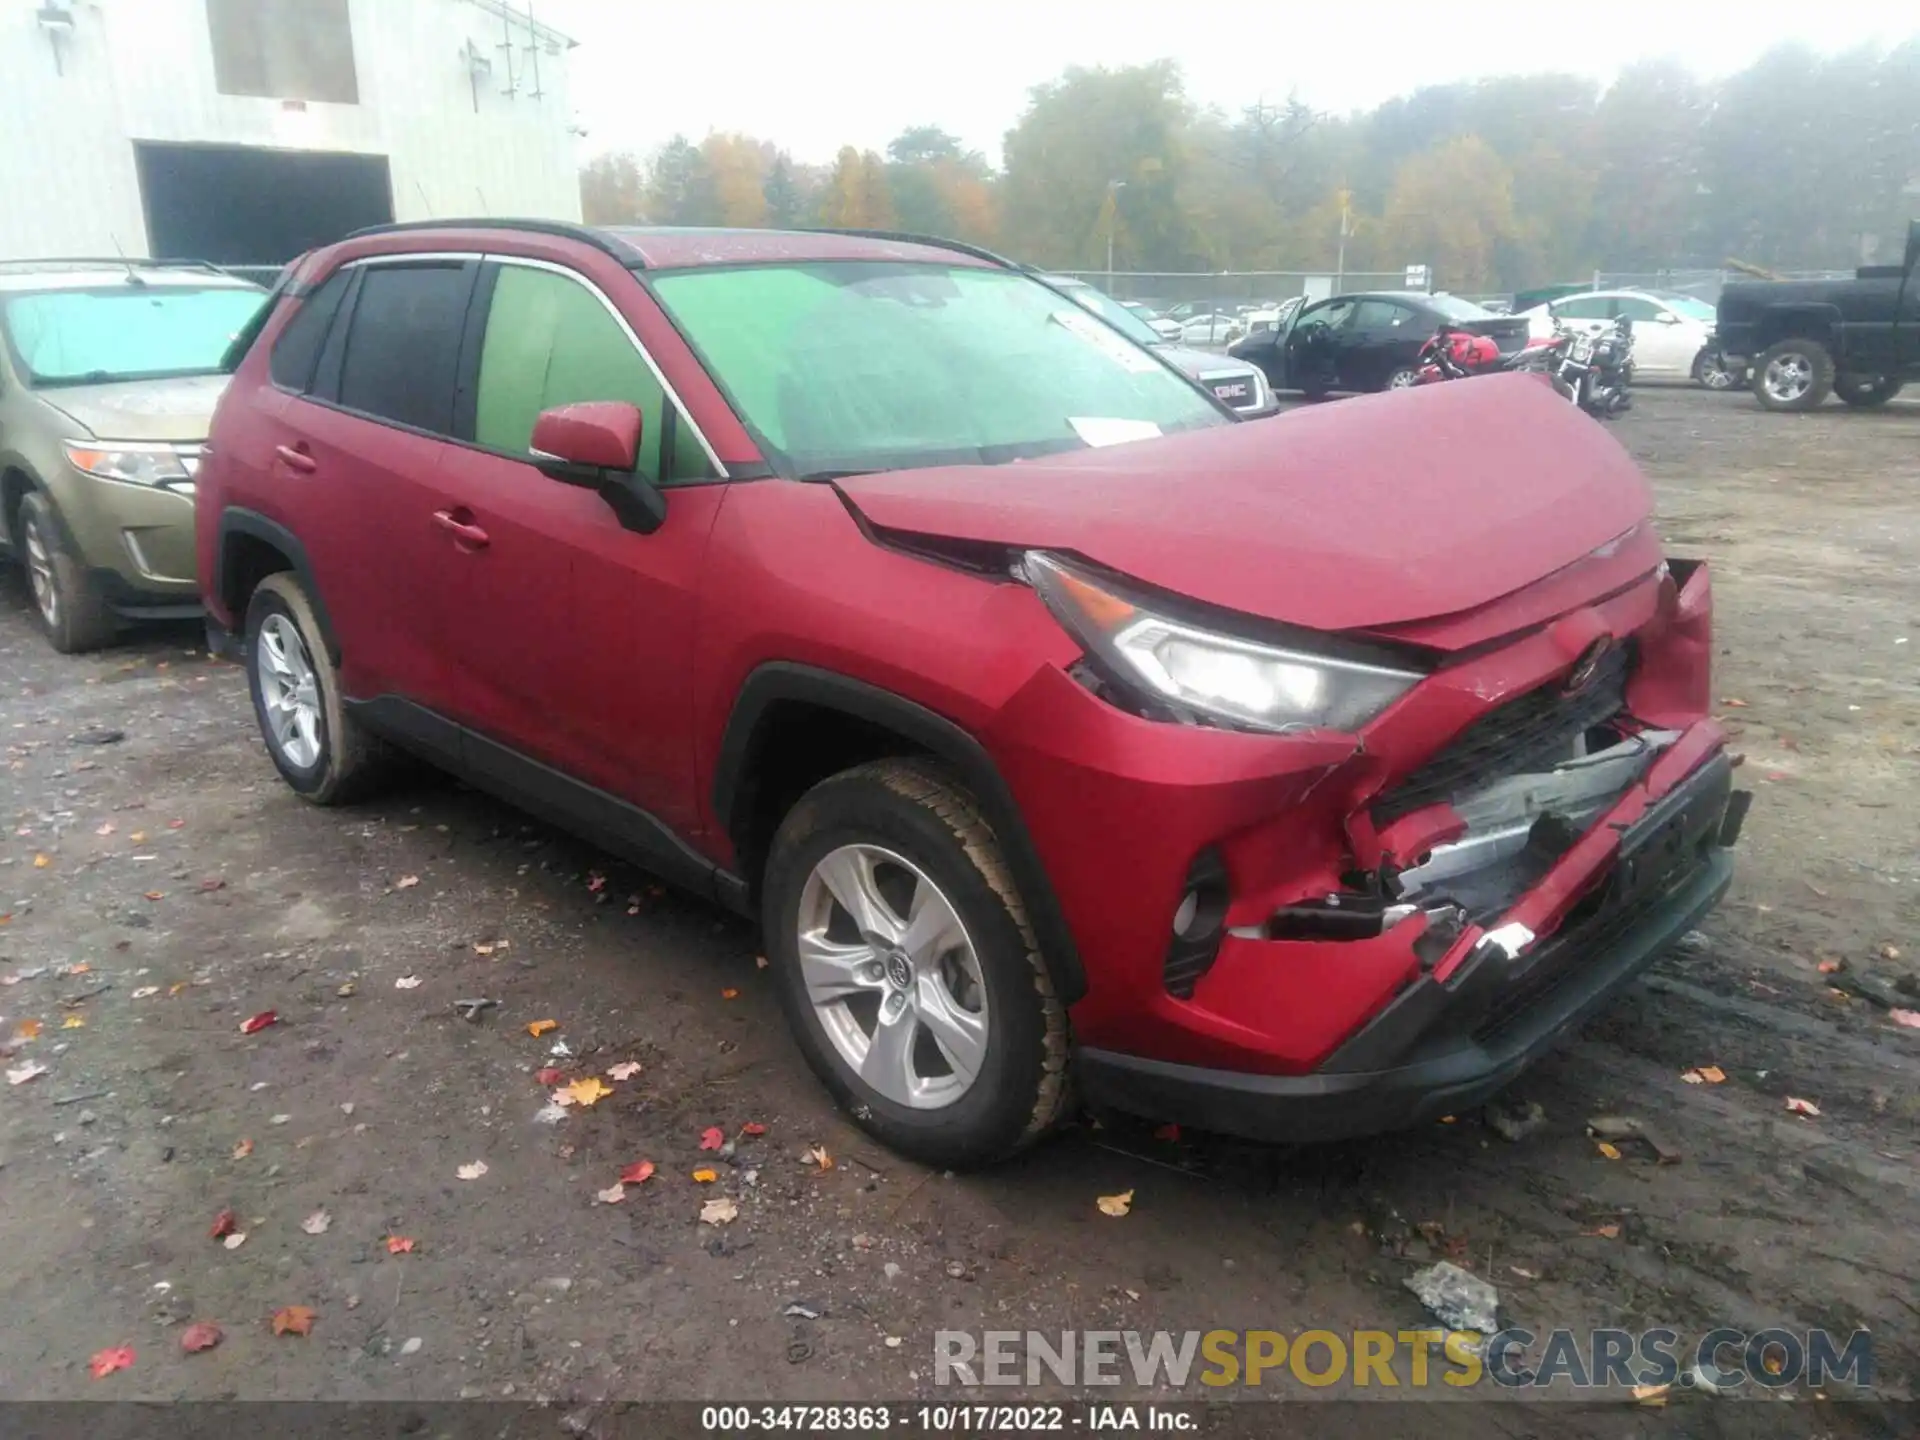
0,260,263,650
1036,275,1277,417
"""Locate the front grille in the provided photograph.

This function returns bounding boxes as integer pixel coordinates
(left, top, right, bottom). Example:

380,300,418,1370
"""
1374,644,1630,822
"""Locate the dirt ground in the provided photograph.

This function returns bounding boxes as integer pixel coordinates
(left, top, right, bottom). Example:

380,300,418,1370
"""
2,385,1916,1426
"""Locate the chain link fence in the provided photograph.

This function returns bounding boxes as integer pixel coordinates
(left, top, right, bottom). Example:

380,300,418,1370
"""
1052,270,1417,309
1593,269,1855,304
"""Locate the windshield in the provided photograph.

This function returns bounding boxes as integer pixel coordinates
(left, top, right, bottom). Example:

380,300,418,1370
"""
651,262,1223,476
1422,293,1499,322
1660,295,1716,321
0,285,265,387
1051,282,1167,348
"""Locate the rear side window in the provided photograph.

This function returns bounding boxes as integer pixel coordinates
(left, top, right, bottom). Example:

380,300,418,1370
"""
268,269,350,392
473,264,711,482
336,262,472,435
1553,296,1610,320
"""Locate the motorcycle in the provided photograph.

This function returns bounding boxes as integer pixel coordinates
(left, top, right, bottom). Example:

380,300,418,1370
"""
1558,315,1634,418
1414,325,1566,386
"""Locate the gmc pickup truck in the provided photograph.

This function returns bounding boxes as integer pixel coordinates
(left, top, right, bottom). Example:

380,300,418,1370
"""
1715,219,1920,411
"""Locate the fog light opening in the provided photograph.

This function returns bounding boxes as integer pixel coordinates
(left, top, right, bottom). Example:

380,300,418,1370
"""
1163,850,1231,997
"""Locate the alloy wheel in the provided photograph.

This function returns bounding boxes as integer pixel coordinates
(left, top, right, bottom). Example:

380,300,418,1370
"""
1387,368,1420,389
256,613,323,769
1762,353,1813,404
795,843,988,1110
23,513,58,627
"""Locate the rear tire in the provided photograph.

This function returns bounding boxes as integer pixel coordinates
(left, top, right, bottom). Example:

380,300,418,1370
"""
244,572,391,804
1752,339,1833,412
17,491,117,654
761,758,1070,1168
1833,374,1904,409
1693,348,1741,391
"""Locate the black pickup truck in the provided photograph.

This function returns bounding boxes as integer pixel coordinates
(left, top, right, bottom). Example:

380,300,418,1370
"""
1715,220,1920,411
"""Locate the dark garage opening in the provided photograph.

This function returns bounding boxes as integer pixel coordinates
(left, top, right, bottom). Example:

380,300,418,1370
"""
136,141,394,267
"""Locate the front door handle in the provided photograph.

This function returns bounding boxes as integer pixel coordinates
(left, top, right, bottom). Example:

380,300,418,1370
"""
432,509,490,549
274,444,317,473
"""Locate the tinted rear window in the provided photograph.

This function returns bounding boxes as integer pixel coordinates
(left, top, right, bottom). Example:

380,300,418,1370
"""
336,263,471,435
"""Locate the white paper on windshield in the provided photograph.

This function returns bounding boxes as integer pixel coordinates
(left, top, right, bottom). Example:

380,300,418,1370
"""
1068,416,1162,447
1050,307,1162,373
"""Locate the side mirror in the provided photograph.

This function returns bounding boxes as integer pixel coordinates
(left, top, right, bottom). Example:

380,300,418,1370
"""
530,402,665,535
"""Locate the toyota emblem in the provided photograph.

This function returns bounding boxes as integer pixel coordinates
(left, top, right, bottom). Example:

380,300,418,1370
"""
1565,635,1613,693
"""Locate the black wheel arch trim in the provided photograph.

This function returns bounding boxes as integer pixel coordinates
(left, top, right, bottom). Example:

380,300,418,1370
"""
713,662,1088,1004
215,508,340,660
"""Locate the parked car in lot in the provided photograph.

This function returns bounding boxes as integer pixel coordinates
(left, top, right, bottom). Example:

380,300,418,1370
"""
1035,274,1275,416
1714,220,1920,411
0,260,264,650
1174,311,1247,347
199,220,1744,1167
1519,289,1722,385
1231,291,1529,396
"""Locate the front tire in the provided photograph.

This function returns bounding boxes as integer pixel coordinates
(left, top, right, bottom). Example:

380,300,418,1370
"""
1384,366,1421,390
1833,374,1904,409
244,572,390,804
16,491,117,653
1752,339,1834,411
762,758,1070,1168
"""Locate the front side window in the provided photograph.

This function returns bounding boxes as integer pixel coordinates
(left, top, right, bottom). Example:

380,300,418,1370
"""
473,265,709,482
650,263,1223,477
1296,299,1355,331
1613,296,1664,322
335,263,470,435
267,269,351,392
1553,296,1611,320
0,284,265,387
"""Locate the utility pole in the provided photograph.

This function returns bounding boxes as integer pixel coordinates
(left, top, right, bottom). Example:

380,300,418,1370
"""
1335,187,1350,291
1104,179,1126,289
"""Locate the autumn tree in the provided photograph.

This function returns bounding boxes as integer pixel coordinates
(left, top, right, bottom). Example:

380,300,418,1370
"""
763,154,804,226
1001,62,1199,270
702,133,771,227
818,147,895,229
579,152,646,225
1381,136,1519,291
646,135,720,225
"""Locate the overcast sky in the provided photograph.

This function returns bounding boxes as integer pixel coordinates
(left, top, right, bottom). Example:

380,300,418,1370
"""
547,0,1917,167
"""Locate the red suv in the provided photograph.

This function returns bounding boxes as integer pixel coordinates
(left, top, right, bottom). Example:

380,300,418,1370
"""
197,222,1747,1167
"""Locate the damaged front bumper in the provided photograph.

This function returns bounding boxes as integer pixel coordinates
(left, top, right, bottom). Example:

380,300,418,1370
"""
1079,734,1745,1143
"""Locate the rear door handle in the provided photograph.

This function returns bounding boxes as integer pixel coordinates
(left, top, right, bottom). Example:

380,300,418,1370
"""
432,509,490,549
274,444,317,473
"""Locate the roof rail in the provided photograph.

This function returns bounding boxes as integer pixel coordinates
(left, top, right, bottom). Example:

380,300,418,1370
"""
343,217,637,266
0,257,229,275
800,228,1021,271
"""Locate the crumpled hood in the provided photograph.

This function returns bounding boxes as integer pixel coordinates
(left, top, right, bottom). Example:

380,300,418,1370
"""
835,373,1653,634
39,373,228,442
1155,343,1257,380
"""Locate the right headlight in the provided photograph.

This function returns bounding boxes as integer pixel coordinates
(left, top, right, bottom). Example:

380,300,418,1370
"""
1024,551,1423,734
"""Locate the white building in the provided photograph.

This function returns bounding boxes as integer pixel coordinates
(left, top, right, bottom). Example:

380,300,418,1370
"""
0,0,581,266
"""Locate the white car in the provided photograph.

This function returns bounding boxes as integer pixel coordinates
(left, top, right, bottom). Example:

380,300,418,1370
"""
1520,289,1722,384
1176,312,1246,347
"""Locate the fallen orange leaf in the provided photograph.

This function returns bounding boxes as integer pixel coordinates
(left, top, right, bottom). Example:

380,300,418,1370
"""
1785,1096,1821,1117
535,1067,568,1086
143,891,165,902
1890,1009,1920,1030
209,1208,238,1239
1097,1189,1135,1217
607,1061,642,1080
1697,1065,1726,1084
239,1010,277,1035
527,1019,558,1037
739,1122,767,1137
13,1019,42,1041
88,1345,135,1377
1584,1223,1622,1239
63,1014,85,1030
805,1144,833,1171
691,1167,718,1183
619,1160,656,1185
563,1076,611,1107
270,1306,315,1337
1596,1141,1622,1159
33,854,49,869
231,1139,253,1160
721,987,739,1000
385,1236,416,1254
179,1322,223,1354
1816,959,1843,974
699,1126,725,1151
